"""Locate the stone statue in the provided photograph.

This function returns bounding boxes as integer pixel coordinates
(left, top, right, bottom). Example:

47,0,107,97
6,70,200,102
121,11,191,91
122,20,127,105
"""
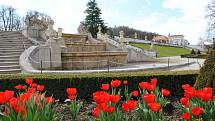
24,14,49,30
77,23,88,34
58,28,63,38
145,36,147,40
135,33,138,39
98,26,102,34
45,19,57,39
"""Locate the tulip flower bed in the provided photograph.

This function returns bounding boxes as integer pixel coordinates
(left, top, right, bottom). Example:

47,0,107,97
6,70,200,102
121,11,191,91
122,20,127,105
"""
0,77,214,121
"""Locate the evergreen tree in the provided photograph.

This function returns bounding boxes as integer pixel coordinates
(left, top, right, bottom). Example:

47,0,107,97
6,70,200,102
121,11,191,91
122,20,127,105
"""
83,0,107,38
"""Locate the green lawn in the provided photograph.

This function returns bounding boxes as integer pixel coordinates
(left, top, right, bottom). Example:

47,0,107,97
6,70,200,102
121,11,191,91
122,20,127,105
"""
130,43,191,57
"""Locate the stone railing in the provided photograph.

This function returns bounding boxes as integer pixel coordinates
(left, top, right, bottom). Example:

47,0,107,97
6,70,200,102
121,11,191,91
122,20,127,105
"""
97,32,156,62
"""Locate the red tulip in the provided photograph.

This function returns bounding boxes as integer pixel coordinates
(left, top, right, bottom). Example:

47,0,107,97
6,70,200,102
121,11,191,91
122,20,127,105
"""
68,95,76,100
93,91,110,104
14,106,26,116
28,88,36,93
111,80,121,87
37,85,45,91
26,77,33,85
180,97,189,106
4,90,14,101
123,80,128,85
22,85,27,90
146,84,156,91
182,84,193,91
9,97,18,108
182,112,190,120
148,103,161,112
92,107,100,118
202,87,212,93
0,92,7,105
101,84,110,91
46,97,55,104
125,100,137,110
132,90,139,97
67,88,77,95
184,90,195,98
105,106,114,113
96,103,107,110
14,84,23,90
142,94,156,103
191,107,202,116
122,103,129,112
110,94,120,103
161,88,170,97
139,82,149,90
150,78,157,86
30,83,37,88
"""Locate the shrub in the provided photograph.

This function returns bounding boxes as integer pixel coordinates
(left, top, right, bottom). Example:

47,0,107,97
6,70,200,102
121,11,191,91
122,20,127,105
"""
190,49,196,55
0,71,199,101
196,50,201,54
195,41,215,94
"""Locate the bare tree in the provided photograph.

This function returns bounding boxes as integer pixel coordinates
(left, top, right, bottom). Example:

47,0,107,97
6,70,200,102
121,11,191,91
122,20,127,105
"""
26,10,51,21
207,0,215,32
0,5,23,31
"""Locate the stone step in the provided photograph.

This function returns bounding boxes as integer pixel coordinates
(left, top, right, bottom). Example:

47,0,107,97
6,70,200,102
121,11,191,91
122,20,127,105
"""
0,65,20,69
0,44,31,47
0,55,20,59
0,44,29,47
0,52,22,56
0,48,24,51
0,48,24,53
0,34,23,38
0,58,19,62
0,38,29,41
0,69,21,74
0,37,26,39
0,31,21,35
0,41,31,43
0,47,29,50
0,62,19,66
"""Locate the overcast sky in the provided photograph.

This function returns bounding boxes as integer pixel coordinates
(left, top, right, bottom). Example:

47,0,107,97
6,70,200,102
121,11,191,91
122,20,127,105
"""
0,0,210,44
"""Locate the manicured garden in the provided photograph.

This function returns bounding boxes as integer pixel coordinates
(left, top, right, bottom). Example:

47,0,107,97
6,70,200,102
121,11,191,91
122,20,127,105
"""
0,70,214,121
130,43,191,57
0,74,214,121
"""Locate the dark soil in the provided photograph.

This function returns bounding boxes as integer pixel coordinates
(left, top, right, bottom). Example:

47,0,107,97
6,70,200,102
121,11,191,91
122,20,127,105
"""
55,99,182,121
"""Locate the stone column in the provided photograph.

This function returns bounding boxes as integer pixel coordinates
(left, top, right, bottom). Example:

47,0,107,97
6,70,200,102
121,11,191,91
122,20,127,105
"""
45,20,62,69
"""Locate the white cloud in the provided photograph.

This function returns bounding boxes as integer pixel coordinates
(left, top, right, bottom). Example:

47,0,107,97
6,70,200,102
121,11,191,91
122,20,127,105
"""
132,12,162,29
131,0,209,44
101,10,119,21
0,0,88,33
144,0,151,5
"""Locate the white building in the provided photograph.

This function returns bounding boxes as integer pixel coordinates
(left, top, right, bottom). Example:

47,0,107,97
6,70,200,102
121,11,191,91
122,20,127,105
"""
168,34,189,47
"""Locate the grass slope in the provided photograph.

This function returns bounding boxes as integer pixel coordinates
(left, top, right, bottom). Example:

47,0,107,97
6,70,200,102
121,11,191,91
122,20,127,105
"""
130,43,191,57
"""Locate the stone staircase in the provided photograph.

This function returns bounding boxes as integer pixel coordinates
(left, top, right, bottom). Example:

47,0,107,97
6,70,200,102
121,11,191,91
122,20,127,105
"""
0,31,33,73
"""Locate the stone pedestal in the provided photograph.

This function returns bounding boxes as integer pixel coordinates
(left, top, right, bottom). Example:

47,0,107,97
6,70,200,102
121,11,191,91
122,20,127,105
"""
46,38,62,69
38,45,51,69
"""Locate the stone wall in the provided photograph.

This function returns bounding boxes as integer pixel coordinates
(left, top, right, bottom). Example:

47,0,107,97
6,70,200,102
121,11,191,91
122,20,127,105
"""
65,43,106,52
62,51,128,69
63,34,88,43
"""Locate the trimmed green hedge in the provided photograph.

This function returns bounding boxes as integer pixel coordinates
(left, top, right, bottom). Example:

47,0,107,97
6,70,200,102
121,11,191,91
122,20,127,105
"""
0,71,199,101
181,54,208,59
